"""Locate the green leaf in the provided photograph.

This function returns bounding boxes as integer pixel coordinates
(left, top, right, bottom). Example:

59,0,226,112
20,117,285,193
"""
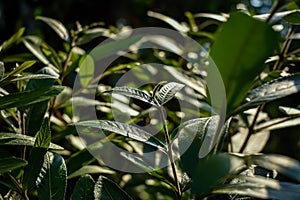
0,62,4,80
0,27,25,51
0,85,63,110
210,12,279,115
22,36,52,66
34,117,51,148
79,54,95,87
107,87,156,106
23,147,47,191
76,28,109,45
247,154,300,183
68,165,114,179
75,120,165,148
94,176,132,200
147,11,189,33
71,175,95,200
37,152,67,200
283,10,300,25
154,82,184,105
0,132,63,149
36,16,70,42
212,175,300,200
0,157,27,174
237,73,300,112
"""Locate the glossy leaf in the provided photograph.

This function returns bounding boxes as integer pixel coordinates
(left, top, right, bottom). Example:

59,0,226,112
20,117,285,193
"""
0,132,63,149
71,175,95,200
75,120,165,148
283,10,300,25
108,87,156,105
212,175,300,200
154,82,184,105
37,152,67,200
79,54,95,87
247,154,300,183
210,12,278,115
36,16,70,42
238,73,300,112
76,28,109,45
0,157,27,174
0,85,63,110
94,176,132,200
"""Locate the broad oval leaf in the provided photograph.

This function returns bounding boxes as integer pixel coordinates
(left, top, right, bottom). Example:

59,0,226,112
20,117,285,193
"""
71,175,95,200
0,132,63,149
237,73,300,112
0,157,27,174
155,82,185,106
210,12,279,115
107,87,156,106
75,120,165,148
36,16,70,42
0,85,63,110
94,176,132,200
37,152,67,200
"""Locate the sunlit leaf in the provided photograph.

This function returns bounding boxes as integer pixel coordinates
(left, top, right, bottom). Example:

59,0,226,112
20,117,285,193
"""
76,28,109,45
107,87,156,106
68,165,114,179
37,152,67,200
154,82,185,105
0,132,63,149
0,27,25,51
36,16,70,42
79,54,95,87
0,85,63,110
237,73,300,112
283,10,300,25
147,11,189,33
210,12,279,115
75,120,165,148
94,176,132,200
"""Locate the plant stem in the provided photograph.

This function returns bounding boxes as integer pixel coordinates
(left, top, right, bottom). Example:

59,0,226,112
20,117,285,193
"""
157,106,182,199
239,104,264,153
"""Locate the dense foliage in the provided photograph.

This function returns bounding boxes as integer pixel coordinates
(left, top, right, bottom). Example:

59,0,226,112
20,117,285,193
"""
1,1,300,199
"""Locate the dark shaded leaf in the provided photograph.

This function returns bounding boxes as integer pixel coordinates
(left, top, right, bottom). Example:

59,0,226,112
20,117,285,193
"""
0,85,63,110
71,175,95,200
36,16,70,42
0,132,63,149
155,82,184,105
76,28,109,45
94,176,132,200
37,152,67,200
0,62,4,80
107,87,156,106
0,157,27,174
75,120,165,148
210,12,279,115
